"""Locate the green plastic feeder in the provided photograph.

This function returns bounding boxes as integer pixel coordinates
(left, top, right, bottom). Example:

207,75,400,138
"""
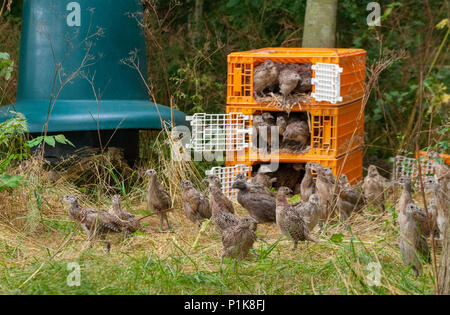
0,0,186,135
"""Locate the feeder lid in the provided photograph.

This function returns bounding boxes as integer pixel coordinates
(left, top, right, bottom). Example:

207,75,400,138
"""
0,100,186,133
0,0,187,133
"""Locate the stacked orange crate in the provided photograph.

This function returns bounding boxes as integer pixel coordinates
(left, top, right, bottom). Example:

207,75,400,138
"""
225,48,367,184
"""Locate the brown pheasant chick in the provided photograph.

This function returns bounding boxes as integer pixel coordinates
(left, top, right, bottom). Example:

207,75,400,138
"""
337,174,365,221
278,69,301,105
253,60,279,98
283,120,310,147
294,193,321,231
207,185,240,233
232,177,276,224
407,202,435,238
393,177,415,228
253,112,276,150
61,195,126,250
180,180,212,226
362,165,386,211
424,177,448,240
300,162,316,202
221,217,258,266
110,194,140,234
432,161,449,193
145,169,172,231
276,115,287,136
314,167,336,226
276,187,319,249
249,171,276,189
204,175,234,214
399,203,431,276
237,173,273,196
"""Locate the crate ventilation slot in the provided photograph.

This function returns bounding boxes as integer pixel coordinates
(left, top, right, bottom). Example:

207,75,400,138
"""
311,63,343,104
186,113,252,152
206,165,251,199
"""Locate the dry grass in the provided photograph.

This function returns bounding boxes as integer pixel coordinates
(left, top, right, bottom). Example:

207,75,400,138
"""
255,92,313,113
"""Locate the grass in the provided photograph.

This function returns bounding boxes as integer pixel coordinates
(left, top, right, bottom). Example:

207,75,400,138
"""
0,127,440,295
0,166,439,295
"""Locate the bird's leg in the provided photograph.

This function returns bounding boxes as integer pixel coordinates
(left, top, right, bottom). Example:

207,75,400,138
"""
289,94,295,104
293,240,298,251
159,214,164,231
319,221,325,234
232,260,237,273
81,225,90,237
122,230,132,243
282,94,287,107
251,248,259,260
86,230,96,248
165,214,172,231
219,255,225,274
105,241,111,253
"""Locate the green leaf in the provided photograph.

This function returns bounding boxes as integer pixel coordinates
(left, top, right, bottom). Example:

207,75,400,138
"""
289,194,301,204
0,52,10,59
44,136,56,147
0,52,14,81
330,233,345,244
27,136,44,148
54,134,75,147
0,174,24,192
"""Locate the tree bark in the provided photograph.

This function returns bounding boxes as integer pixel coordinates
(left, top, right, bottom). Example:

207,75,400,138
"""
439,220,450,294
302,0,338,48
191,0,204,47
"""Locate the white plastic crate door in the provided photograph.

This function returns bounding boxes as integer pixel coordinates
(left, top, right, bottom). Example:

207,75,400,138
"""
186,113,251,152
394,155,436,189
206,165,250,199
311,63,343,104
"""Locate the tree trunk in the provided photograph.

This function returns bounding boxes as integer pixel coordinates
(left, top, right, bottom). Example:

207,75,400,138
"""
302,0,338,48
439,221,450,294
191,0,204,47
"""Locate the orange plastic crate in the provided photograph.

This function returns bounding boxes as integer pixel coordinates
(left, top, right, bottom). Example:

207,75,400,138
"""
224,98,364,163
226,147,363,185
418,151,450,165
227,47,366,107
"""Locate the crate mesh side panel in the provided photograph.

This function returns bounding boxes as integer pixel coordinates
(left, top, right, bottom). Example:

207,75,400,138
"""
394,156,436,189
188,113,250,152
206,165,251,199
311,63,343,104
